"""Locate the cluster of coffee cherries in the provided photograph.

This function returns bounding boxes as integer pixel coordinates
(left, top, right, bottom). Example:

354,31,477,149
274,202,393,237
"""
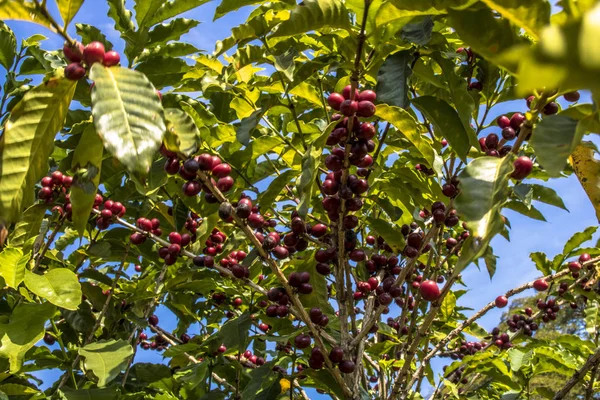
536,298,561,323
242,349,266,366
490,327,513,350
507,308,539,336
63,41,120,80
263,287,293,321
96,198,127,230
156,231,191,265
163,149,234,197
138,332,170,351
568,253,592,279
37,171,73,203
447,339,488,360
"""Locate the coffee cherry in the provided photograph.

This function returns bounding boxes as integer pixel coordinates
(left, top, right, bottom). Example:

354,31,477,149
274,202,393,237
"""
568,261,581,272
510,113,525,130
65,62,86,80
469,81,483,91
563,91,580,102
83,41,105,65
350,178,369,194
148,315,159,326
103,50,120,67
340,100,358,116
182,181,201,196
511,156,533,180
419,280,440,302
442,183,457,198
579,253,591,264
497,115,510,128
316,263,331,275
342,85,359,100
217,345,226,353
294,334,311,349
212,163,232,178
328,346,344,363
327,93,345,110
311,223,327,238
272,246,289,260
357,101,376,117
543,102,559,115
217,176,234,192
485,133,499,149
533,279,549,291
325,155,343,171
358,122,376,140
338,360,355,374
502,127,516,140
130,232,146,245
495,296,508,308
63,41,84,62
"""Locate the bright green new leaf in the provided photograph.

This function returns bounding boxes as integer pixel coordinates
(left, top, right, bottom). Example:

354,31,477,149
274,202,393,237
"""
0,1,54,30
79,339,134,387
145,0,211,27
412,96,475,162
376,51,412,110
480,0,551,40
9,204,46,247
530,114,582,177
0,301,55,373
439,291,456,321
270,0,351,38
56,0,85,28
375,104,437,167
164,108,200,157
0,22,16,70
89,64,166,174
147,18,200,48
24,268,82,310
0,77,76,223
563,226,597,255
70,123,103,236
0,247,28,288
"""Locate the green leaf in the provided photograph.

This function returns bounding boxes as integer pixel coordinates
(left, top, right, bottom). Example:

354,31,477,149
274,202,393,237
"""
71,124,103,236
454,156,514,273
530,251,551,275
401,16,434,45
0,384,38,396
297,145,321,218
530,114,582,177
388,0,479,14
0,22,16,70
75,23,114,51
60,387,119,400
570,145,600,223
24,268,82,310
272,48,297,82
56,0,84,28
376,50,412,110
0,247,28,288
135,56,189,89
147,18,200,48
78,339,134,387
0,301,55,373
365,217,405,251
563,226,598,255
259,170,298,210
237,109,262,146
107,0,135,34
480,0,550,40
270,0,351,38
0,77,76,223
412,96,474,162
439,291,456,321
447,6,526,73
584,301,599,336
145,0,211,27
504,200,546,221
218,313,251,351
375,104,437,167
0,1,53,30
89,64,166,174
513,183,568,210
164,108,200,157
214,0,267,20
9,204,46,247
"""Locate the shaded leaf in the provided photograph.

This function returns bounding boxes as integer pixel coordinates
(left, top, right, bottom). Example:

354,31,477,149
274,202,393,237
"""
78,339,134,387
376,51,412,110
480,0,550,40
164,108,200,157
0,22,16,70
9,204,46,247
531,114,581,177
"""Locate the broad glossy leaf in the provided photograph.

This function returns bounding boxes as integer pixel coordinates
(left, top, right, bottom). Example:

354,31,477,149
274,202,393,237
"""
504,200,546,221
0,247,27,288
584,301,599,336
375,104,437,167
90,64,166,174
259,170,298,210
0,77,76,223
60,388,119,400
164,108,200,157
513,183,567,210
218,313,251,351
448,6,526,73
9,204,46,247
0,1,53,30
270,0,351,38
366,216,405,251
70,124,103,236
24,268,82,310
389,0,479,14
56,0,84,27
376,51,412,110
439,291,456,321
135,56,189,89
563,226,597,255
78,339,134,387
145,0,211,26
107,0,135,34
530,251,551,275
147,18,199,48
214,0,275,20
531,114,581,177
237,109,262,145
401,16,434,45
570,145,600,222
0,302,55,373
0,22,16,70
412,96,474,162
480,0,550,40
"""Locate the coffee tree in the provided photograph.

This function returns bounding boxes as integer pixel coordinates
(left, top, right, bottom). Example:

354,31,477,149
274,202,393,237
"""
0,0,599,399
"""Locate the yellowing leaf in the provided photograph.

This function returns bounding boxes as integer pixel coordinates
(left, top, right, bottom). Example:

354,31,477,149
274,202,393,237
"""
570,145,600,222
0,0,54,30
279,378,291,393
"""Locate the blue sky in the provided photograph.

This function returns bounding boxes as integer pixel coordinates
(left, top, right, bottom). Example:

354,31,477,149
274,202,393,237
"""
3,0,599,397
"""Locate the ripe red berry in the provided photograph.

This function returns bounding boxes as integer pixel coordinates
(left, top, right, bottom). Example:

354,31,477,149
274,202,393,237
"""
579,253,591,264
568,261,581,272
533,279,549,291
358,90,376,103
342,85,359,100
103,50,120,67
510,113,525,130
338,360,356,374
329,346,344,363
497,115,510,128
217,345,226,353
63,41,84,62
357,100,376,117
511,156,533,180
148,315,159,326
65,62,86,80
502,127,516,140
327,92,345,110
563,91,580,102
217,176,234,192
135,265,142,272
340,99,358,116
419,280,440,302
130,232,146,245
442,183,457,198
495,295,508,308
83,41,105,65
212,163,232,178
